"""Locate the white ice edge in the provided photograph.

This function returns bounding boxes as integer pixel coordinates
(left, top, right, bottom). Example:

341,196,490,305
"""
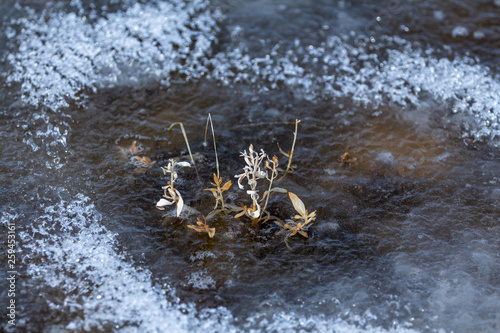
6,1,500,141
16,194,233,332
7,0,218,109
5,194,418,333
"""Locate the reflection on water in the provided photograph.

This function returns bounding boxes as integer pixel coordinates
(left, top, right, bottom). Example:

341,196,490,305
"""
1,0,500,332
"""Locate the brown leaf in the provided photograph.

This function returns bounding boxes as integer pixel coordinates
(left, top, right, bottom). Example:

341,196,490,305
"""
213,173,220,185
220,180,232,192
187,225,205,233
341,152,357,163
289,192,306,217
298,230,308,238
277,143,290,158
234,206,247,219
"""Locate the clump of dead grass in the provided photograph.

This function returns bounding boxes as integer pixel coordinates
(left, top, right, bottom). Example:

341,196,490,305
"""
153,116,315,244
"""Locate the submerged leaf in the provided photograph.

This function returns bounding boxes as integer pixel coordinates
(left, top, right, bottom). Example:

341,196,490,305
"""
135,155,156,166
341,152,357,164
187,216,215,238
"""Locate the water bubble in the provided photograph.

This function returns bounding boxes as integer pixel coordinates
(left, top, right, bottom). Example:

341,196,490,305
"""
433,10,445,21
473,30,485,39
451,26,469,38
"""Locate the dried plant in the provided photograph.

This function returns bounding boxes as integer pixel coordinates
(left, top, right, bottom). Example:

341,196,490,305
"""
128,140,140,154
203,113,233,213
205,173,232,210
119,140,142,156
187,215,215,238
259,155,287,220
135,155,156,167
156,159,184,217
277,119,300,173
276,192,316,239
341,152,357,164
234,144,267,219
152,117,318,246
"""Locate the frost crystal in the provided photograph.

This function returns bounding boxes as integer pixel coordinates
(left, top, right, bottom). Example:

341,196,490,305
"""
7,0,218,109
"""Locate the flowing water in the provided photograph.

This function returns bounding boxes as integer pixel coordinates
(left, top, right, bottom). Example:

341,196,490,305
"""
1,0,500,332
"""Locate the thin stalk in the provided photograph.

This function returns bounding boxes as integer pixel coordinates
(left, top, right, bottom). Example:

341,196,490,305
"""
170,168,175,192
204,113,220,179
286,119,300,173
217,182,225,211
260,173,274,220
167,122,195,166
260,156,279,221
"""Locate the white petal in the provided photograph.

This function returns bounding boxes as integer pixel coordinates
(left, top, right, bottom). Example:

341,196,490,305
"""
175,161,191,168
249,205,261,219
156,198,173,207
175,191,184,217
235,174,245,190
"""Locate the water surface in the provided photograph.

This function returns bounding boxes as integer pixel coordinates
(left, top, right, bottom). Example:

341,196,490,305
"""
1,0,500,332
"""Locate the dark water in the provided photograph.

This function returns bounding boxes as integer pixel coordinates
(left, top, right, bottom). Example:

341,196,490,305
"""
1,0,500,332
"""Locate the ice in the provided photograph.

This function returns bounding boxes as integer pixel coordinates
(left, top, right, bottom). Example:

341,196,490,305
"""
243,312,419,333
473,30,486,39
19,194,233,332
11,193,418,332
35,123,67,147
8,1,500,141
7,0,218,109
186,270,217,290
375,48,500,139
433,10,445,21
5,1,500,332
208,35,500,140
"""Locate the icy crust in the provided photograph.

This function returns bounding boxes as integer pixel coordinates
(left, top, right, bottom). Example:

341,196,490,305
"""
8,0,500,140
375,49,500,140
244,312,419,333
19,194,234,332
7,0,218,109
15,194,414,332
207,36,500,140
